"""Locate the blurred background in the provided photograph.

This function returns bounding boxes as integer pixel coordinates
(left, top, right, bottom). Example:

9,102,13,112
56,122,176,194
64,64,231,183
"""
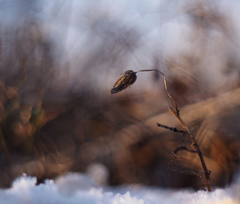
0,0,240,190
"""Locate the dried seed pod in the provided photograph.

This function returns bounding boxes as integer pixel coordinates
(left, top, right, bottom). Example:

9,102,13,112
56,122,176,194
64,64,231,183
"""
110,70,137,94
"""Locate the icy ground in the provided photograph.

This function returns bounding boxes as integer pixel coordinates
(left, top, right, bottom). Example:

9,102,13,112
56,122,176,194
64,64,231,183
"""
0,173,239,204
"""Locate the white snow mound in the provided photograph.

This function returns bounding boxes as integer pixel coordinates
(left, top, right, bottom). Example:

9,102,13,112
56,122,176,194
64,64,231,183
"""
0,173,239,204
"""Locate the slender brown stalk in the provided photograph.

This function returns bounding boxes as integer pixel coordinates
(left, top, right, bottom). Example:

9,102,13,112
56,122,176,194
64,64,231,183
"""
169,107,211,191
111,69,212,191
137,69,179,113
137,69,211,191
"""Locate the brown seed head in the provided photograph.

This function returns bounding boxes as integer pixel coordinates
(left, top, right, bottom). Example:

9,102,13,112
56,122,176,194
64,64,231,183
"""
110,70,137,94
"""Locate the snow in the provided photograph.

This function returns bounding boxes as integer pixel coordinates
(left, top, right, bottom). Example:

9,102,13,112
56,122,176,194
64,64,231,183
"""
0,173,239,204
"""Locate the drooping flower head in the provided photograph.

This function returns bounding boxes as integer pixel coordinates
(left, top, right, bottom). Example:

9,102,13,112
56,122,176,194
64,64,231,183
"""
110,70,137,94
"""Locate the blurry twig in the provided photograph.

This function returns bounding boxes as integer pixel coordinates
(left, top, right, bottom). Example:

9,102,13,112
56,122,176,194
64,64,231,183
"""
0,129,12,164
172,145,198,159
156,123,186,136
168,161,201,178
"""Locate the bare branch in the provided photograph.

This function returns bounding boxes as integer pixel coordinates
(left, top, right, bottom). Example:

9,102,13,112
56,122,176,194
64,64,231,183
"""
156,123,186,136
168,162,202,177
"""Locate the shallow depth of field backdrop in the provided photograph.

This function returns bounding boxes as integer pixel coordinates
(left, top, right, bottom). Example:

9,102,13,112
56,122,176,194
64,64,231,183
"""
0,0,240,198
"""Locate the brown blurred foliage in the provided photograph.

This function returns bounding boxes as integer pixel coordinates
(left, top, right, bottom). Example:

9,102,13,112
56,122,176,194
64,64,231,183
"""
0,1,240,191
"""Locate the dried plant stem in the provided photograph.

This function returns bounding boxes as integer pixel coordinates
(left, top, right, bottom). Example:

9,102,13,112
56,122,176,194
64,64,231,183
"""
111,69,211,191
137,69,179,113
169,107,211,192
137,69,211,192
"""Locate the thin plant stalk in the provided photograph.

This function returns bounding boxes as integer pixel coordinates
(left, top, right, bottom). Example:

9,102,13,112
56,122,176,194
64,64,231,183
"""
111,69,211,192
137,69,211,192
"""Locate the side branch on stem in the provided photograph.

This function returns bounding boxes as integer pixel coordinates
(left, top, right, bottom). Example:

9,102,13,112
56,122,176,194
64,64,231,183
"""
156,123,186,136
172,145,198,158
